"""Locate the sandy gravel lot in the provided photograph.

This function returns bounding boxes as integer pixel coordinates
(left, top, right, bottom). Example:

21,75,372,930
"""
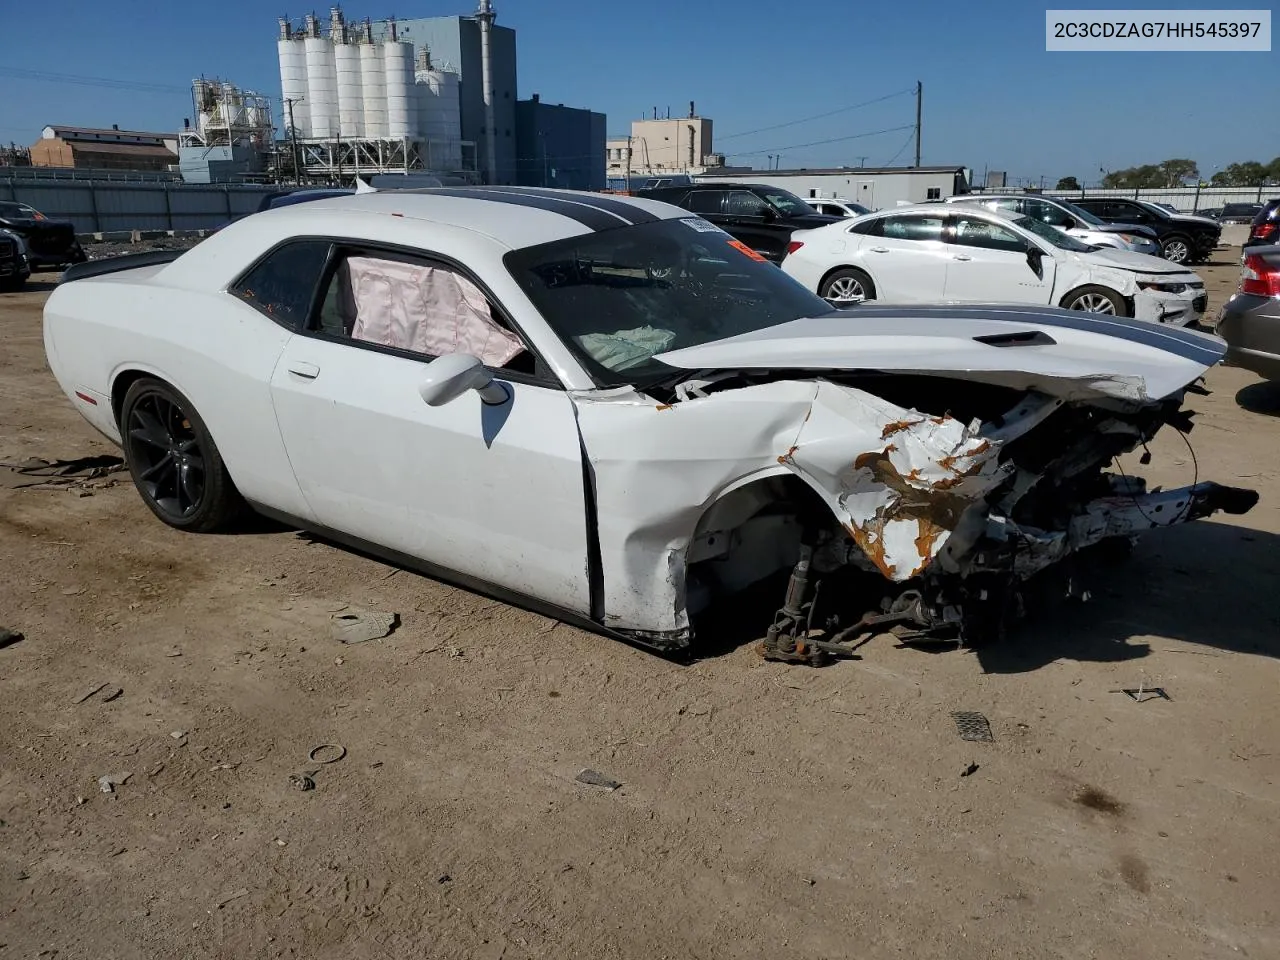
1,253,1277,959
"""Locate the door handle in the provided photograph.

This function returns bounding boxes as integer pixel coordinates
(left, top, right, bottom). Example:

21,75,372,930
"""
287,361,320,380
868,246,889,253
952,254,973,261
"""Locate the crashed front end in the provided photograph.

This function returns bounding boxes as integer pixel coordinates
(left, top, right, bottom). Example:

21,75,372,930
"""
575,363,1257,661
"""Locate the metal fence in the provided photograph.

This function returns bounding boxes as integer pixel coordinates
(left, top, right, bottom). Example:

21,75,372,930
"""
0,175,277,233
971,184,1278,214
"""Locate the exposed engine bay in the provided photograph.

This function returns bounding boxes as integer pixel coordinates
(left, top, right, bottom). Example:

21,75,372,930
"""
645,370,1259,666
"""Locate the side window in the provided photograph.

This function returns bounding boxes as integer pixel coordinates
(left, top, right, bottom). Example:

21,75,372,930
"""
849,216,884,236
950,215,1027,252
1024,198,1071,227
725,191,769,216
231,239,332,326
685,190,724,215
881,215,945,242
1111,200,1144,221
311,251,536,375
988,198,1020,215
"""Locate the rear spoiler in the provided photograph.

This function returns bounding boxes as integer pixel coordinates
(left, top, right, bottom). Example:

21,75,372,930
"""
59,250,185,285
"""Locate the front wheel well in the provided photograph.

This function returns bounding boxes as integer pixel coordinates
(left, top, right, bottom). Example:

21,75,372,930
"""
1058,284,1132,318
110,370,155,427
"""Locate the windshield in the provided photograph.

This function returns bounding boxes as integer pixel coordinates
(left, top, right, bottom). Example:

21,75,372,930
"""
505,218,835,386
1134,199,1174,220
761,189,816,217
1011,215,1095,252
0,202,39,219
1054,198,1105,226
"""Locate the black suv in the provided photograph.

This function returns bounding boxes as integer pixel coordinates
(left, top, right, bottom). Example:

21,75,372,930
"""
633,182,840,263
1246,198,1280,247
0,201,86,270
0,229,30,290
1072,197,1220,264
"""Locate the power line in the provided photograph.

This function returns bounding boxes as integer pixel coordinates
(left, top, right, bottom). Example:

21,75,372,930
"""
727,124,916,159
881,128,917,167
0,66,188,95
716,88,915,143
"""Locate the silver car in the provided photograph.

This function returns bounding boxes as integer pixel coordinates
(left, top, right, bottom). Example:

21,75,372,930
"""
945,194,1161,255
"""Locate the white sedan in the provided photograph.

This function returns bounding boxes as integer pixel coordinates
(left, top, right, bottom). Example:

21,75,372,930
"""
782,203,1207,326
44,188,1253,662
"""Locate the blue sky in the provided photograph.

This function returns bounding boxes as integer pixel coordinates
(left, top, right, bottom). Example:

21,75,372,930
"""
1,0,1273,184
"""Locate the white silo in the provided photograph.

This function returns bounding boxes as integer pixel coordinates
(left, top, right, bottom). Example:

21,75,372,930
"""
334,42,364,138
360,44,388,138
417,69,462,168
383,40,417,140
304,36,339,139
278,37,311,138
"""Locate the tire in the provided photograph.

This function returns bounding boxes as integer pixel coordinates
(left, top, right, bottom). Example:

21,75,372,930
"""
0,275,26,292
120,377,245,532
1160,235,1192,264
1061,285,1128,316
819,267,876,304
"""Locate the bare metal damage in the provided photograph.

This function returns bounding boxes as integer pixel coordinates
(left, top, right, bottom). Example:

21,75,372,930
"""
574,375,1256,655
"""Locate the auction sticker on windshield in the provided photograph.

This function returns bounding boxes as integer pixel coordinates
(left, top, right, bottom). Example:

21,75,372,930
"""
727,239,768,262
681,217,726,234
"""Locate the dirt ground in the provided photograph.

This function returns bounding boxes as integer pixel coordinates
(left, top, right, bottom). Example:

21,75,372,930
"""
1,255,1278,960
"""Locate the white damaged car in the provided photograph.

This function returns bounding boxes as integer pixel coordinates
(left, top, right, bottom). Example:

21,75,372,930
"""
43,188,1255,664
782,203,1208,326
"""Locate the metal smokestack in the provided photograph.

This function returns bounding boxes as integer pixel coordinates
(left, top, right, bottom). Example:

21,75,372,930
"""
477,0,498,184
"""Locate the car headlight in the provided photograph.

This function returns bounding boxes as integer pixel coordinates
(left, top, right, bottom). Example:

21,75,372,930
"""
1118,233,1151,246
1137,280,1188,294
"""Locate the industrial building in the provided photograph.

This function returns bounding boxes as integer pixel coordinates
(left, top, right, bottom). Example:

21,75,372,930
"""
514,95,605,190
694,166,972,210
30,125,178,172
177,79,273,183
367,10,516,184
606,106,721,181
277,8,475,181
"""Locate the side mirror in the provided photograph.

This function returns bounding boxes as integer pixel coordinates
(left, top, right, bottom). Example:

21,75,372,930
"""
418,353,510,407
760,205,777,220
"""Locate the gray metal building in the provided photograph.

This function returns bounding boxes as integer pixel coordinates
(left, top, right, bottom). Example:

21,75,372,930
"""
695,166,971,210
514,95,606,191
369,15,518,185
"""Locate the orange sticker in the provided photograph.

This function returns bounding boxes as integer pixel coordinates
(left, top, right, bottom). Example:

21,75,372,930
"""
727,239,767,263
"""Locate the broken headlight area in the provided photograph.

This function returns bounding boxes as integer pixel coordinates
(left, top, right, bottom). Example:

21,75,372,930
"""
680,378,1259,666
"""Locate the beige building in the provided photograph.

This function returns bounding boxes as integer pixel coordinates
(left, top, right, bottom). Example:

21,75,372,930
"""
607,115,715,177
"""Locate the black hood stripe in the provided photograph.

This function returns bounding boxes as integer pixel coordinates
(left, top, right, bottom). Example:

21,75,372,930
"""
851,305,1223,366
412,187,625,231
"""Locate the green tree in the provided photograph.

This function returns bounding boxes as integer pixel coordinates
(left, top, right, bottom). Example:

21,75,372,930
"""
1212,161,1267,186
1159,158,1199,186
1055,176,1080,190
1103,164,1163,189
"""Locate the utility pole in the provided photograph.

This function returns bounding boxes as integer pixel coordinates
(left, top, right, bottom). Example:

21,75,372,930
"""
285,97,304,184
914,80,922,168
855,155,868,167
625,135,632,187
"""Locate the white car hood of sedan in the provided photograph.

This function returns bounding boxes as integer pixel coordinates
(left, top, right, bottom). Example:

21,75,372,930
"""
1076,246,1195,275
652,304,1225,404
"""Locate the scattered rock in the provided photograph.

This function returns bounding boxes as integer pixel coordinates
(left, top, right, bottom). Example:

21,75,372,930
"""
0,628,23,650
575,768,621,791
437,874,452,884
165,649,183,658
960,763,980,778
100,685,124,703
170,730,187,740
98,772,132,794
72,683,108,705
330,609,399,644
288,773,316,792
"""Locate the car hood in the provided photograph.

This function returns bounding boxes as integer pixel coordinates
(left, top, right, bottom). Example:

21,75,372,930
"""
0,216,75,232
786,213,843,228
652,304,1224,404
1170,213,1220,228
1074,245,1195,274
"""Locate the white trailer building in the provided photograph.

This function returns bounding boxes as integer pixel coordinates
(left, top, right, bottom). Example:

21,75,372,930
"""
694,165,970,211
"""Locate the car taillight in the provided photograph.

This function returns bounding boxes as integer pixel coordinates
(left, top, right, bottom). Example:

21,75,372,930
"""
786,240,804,255
1240,252,1280,298
1250,222,1278,242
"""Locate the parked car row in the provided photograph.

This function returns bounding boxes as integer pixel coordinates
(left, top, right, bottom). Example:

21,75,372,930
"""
781,204,1207,326
0,201,86,275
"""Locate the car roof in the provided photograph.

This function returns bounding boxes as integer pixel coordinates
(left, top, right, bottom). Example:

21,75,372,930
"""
263,186,686,249
862,203,1019,221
